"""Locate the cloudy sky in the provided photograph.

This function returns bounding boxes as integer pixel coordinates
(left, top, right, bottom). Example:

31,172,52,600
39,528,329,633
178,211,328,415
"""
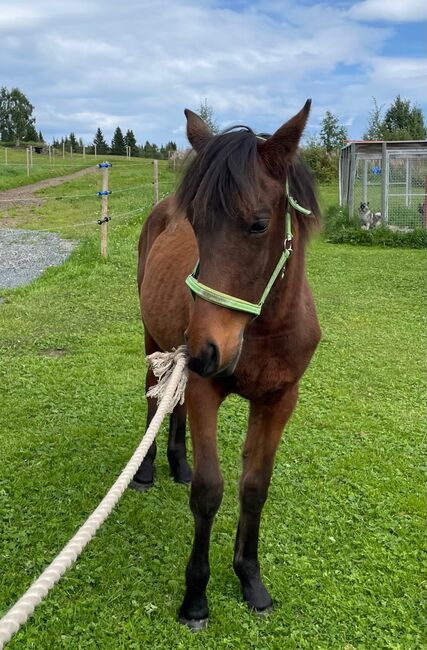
1,0,426,147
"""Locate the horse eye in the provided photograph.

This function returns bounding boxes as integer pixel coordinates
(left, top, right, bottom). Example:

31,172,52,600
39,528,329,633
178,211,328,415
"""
250,219,269,234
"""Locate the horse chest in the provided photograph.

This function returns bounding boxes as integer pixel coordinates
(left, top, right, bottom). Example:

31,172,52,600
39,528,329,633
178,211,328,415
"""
231,337,301,399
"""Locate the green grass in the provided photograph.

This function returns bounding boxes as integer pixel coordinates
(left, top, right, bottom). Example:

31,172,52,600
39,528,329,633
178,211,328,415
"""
0,145,162,191
0,168,425,648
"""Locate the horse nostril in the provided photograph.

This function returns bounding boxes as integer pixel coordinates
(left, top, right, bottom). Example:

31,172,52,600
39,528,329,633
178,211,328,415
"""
203,341,219,375
188,340,220,377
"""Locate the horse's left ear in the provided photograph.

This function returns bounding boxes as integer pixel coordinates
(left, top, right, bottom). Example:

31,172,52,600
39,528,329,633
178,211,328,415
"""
259,99,311,180
184,109,212,153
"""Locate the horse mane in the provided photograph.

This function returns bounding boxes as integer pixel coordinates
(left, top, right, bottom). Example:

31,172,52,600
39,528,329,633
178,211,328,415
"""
176,126,321,241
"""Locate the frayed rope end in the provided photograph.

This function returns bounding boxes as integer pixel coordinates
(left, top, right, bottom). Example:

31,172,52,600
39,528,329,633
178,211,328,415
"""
146,345,189,412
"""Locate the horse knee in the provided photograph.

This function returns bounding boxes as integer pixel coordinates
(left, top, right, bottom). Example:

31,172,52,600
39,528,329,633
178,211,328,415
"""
190,474,224,519
240,474,269,514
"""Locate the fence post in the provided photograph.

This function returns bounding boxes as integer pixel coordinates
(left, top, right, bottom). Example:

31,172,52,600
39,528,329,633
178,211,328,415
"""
363,158,368,203
381,142,387,224
348,143,356,218
83,145,86,161
29,146,33,168
62,142,65,159
26,148,30,177
52,147,55,164
405,158,410,207
70,146,73,159
94,144,97,158
424,175,427,229
153,160,159,205
48,145,52,163
98,162,111,257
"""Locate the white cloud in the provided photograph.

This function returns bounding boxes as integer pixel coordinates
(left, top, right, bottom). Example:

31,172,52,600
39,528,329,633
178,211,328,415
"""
349,0,427,22
0,0,425,145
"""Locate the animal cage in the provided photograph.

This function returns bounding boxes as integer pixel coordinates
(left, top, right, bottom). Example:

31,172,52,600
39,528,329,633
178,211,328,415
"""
339,140,427,230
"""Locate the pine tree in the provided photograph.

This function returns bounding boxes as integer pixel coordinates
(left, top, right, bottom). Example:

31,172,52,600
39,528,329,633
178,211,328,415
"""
319,111,347,152
38,129,44,143
68,132,78,150
124,129,138,156
198,98,219,134
93,127,109,154
111,126,126,155
25,123,38,142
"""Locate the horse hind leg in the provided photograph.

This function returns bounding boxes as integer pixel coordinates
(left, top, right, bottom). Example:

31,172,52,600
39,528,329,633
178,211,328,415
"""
167,401,192,485
129,330,159,492
129,365,157,491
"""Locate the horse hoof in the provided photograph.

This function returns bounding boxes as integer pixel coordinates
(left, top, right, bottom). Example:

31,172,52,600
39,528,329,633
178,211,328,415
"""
179,617,208,632
174,477,191,486
128,479,154,492
251,603,273,617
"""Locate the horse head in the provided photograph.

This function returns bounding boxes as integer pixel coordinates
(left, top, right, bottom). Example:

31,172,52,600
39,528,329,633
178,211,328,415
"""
177,101,312,378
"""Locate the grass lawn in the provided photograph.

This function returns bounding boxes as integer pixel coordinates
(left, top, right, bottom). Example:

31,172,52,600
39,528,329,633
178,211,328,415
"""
0,170,425,648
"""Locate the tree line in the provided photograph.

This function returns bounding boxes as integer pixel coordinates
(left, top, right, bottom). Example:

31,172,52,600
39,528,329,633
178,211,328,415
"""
0,87,177,159
0,87,425,173
51,127,177,159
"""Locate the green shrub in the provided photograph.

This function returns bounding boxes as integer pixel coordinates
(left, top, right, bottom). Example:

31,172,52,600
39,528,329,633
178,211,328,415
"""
323,204,427,248
301,142,338,184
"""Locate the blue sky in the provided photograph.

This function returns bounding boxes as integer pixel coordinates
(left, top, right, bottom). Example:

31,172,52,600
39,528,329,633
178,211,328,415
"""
0,0,426,147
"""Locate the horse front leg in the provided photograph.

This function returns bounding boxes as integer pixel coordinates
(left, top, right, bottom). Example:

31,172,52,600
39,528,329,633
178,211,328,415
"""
178,377,224,630
233,384,299,612
167,401,192,485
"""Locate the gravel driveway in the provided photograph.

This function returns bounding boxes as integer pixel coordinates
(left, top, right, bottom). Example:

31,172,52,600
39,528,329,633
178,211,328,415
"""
0,167,95,296
0,229,75,290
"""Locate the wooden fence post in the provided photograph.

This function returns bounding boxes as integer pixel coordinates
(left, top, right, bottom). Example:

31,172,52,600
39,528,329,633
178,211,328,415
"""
48,145,52,163
70,146,73,159
62,142,65,159
83,145,86,161
153,159,159,205
29,146,33,168
424,175,427,229
26,148,30,176
98,162,111,257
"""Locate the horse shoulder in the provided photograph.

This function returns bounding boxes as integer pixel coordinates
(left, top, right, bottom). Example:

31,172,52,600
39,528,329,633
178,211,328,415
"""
139,208,197,351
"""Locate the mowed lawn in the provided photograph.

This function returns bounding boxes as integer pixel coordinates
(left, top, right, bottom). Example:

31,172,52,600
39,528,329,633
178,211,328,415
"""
0,167,425,649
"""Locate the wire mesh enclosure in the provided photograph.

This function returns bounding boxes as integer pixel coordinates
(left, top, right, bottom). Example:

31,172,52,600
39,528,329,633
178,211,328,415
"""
339,141,427,230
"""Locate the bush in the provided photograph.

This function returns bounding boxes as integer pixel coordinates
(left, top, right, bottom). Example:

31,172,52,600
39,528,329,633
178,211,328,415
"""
324,205,427,249
300,141,338,184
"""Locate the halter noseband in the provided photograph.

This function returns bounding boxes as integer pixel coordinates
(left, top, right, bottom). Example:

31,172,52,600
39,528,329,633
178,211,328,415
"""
185,176,311,317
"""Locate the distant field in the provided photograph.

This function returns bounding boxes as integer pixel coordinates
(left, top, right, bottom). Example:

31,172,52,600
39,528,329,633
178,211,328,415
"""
0,144,163,192
0,164,424,648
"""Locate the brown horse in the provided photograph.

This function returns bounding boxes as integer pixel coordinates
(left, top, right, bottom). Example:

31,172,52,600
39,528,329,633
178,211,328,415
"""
132,100,321,629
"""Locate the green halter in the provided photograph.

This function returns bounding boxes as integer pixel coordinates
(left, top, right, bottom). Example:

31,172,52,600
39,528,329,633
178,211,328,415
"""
185,178,311,317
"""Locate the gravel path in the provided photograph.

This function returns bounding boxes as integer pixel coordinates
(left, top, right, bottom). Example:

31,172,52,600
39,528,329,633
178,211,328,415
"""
0,168,94,295
0,229,75,290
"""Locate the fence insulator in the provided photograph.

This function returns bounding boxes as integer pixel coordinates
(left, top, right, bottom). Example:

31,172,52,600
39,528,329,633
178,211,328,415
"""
97,190,111,197
97,162,112,168
97,216,111,225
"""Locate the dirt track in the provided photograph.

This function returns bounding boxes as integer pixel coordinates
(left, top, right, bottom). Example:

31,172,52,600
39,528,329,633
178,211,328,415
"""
0,166,97,216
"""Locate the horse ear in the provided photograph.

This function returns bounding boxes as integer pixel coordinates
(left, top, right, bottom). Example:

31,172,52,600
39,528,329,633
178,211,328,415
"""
184,109,212,153
259,99,311,180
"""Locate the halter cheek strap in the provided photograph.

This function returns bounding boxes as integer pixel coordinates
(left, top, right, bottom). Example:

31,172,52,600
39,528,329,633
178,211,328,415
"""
185,178,311,317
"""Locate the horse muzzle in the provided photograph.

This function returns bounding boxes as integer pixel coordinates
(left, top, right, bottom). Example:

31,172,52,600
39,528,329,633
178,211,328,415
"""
187,336,243,379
